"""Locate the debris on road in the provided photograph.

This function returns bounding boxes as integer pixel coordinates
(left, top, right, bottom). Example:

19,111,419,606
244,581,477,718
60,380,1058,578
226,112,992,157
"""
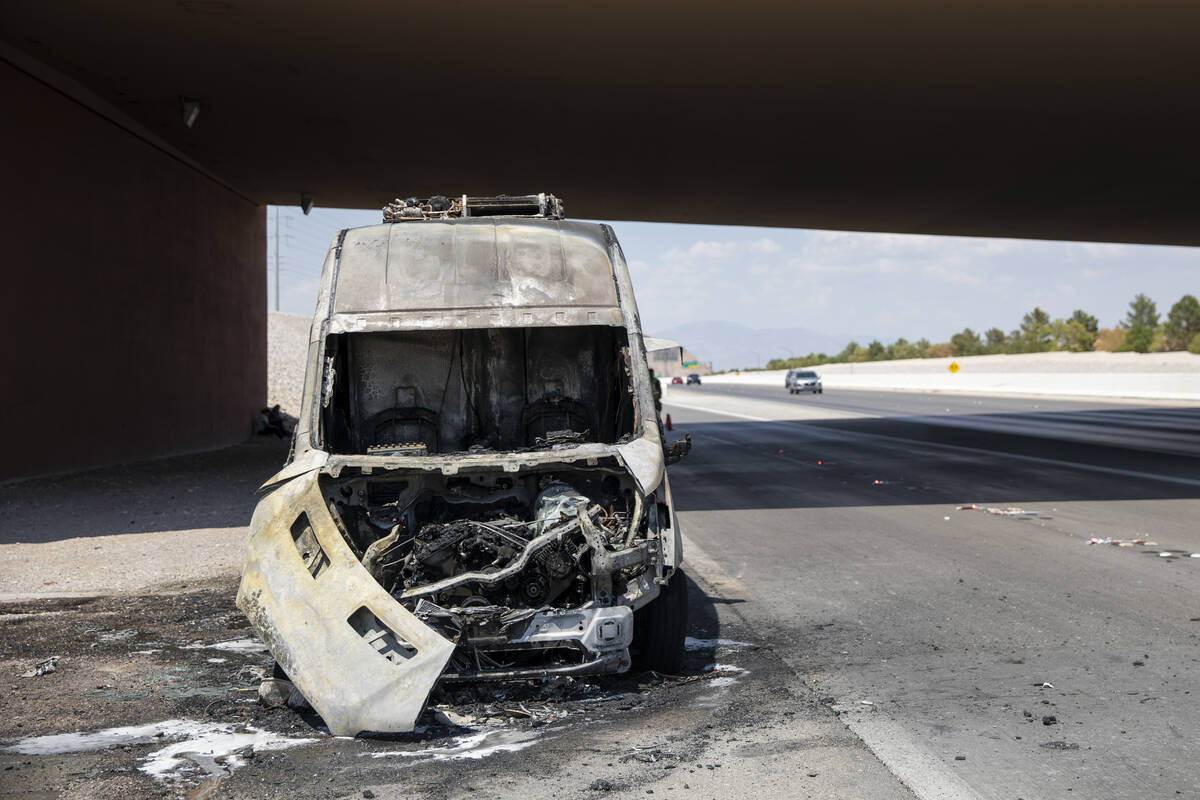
182,638,270,655
683,637,754,651
1087,537,1158,547
20,656,60,678
1086,538,1200,560
1041,741,1080,751
650,666,744,686
956,504,1040,516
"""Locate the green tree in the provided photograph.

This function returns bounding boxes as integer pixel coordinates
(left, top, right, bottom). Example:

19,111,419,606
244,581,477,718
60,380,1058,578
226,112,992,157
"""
867,340,887,360
926,341,954,358
1018,307,1054,352
1164,294,1200,351
890,338,922,360
1120,293,1159,353
950,328,985,356
1070,309,1099,335
984,328,1007,353
1052,310,1098,352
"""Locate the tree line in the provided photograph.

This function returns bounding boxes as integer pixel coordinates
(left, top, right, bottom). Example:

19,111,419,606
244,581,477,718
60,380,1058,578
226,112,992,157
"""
765,293,1200,371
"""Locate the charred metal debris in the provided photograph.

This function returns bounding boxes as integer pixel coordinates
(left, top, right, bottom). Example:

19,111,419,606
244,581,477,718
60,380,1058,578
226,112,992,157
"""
383,193,564,222
335,471,659,682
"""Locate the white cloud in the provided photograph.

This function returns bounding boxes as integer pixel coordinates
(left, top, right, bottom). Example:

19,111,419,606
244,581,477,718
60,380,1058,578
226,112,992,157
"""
748,237,782,253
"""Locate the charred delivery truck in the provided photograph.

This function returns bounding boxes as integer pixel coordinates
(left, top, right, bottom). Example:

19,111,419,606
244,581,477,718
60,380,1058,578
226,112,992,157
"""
237,194,690,736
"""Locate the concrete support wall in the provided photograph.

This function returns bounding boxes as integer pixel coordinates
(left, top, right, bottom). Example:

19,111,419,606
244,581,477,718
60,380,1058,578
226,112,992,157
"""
1,60,266,480
702,352,1200,402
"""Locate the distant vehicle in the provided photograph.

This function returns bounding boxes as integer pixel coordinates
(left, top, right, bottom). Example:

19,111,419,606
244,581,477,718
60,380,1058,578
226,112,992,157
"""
786,369,822,394
671,376,684,384
686,374,701,385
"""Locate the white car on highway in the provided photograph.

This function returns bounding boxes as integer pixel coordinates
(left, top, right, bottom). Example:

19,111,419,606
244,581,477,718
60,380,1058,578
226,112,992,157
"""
786,369,823,394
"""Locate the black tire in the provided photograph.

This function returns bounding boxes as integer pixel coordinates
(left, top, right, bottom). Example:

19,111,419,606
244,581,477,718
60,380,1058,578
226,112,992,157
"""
632,570,689,674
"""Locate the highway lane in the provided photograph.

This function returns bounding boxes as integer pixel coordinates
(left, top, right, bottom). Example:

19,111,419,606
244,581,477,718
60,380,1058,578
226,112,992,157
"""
665,386,1200,800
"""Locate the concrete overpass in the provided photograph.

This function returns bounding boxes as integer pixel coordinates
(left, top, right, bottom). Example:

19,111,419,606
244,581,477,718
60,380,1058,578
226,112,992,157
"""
3,1,1198,479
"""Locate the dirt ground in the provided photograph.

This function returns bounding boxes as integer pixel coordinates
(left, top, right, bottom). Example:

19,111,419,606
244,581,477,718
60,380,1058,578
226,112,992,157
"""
0,573,812,800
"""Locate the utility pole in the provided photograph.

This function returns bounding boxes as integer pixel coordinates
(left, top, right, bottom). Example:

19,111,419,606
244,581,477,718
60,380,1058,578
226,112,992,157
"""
273,206,280,311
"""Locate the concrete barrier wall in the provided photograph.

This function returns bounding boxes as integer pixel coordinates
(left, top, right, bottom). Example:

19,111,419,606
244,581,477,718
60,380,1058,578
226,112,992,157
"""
703,352,1200,401
2,59,266,479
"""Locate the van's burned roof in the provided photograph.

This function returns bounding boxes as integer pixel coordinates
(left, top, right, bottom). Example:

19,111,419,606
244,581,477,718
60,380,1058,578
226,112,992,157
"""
329,219,622,327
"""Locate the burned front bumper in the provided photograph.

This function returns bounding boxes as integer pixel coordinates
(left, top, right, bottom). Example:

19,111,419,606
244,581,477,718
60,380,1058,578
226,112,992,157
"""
236,470,636,735
236,471,456,736
435,606,633,681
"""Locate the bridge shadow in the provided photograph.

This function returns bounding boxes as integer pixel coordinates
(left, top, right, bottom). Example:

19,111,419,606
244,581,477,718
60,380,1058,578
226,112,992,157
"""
667,406,1200,512
5,404,1197,544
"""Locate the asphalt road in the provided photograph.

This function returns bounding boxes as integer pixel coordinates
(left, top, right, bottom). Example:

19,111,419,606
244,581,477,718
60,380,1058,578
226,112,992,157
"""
664,385,1200,800
4,386,1199,800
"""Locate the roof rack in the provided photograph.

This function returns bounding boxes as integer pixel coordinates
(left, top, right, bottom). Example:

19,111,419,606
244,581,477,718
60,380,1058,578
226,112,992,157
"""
383,193,564,222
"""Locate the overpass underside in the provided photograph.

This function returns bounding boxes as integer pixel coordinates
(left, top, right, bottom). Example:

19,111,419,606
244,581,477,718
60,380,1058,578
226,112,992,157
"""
1,57,265,481
2,0,1198,478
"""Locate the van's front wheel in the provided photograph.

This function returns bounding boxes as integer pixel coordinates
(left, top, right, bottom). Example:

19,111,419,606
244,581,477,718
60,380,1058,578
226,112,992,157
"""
632,570,689,674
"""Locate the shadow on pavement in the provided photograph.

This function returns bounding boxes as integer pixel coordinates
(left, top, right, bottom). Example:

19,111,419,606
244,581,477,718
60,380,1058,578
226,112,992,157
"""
667,407,1200,512
0,437,290,544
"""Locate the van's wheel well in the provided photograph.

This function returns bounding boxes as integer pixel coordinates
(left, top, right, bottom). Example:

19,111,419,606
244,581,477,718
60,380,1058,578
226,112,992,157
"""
632,569,689,674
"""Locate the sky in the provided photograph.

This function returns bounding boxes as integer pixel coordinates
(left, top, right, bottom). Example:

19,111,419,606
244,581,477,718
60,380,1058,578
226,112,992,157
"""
266,205,1198,345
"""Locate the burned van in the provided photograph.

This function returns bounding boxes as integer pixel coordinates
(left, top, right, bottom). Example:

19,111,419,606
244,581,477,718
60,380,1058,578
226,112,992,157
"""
237,194,690,736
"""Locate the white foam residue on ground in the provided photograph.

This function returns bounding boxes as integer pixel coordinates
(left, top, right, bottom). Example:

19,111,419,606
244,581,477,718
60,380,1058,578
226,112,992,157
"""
139,723,316,779
693,662,749,691
706,663,749,688
365,728,543,762
706,663,748,673
684,637,754,651
2,719,315,781
207,658,228,663
181,638,270,655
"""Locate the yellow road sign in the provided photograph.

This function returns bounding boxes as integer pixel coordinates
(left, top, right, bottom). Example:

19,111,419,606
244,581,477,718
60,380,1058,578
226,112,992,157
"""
948,361,960,373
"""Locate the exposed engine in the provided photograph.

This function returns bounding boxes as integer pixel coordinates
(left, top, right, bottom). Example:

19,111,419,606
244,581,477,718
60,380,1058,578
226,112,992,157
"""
321,468,654,676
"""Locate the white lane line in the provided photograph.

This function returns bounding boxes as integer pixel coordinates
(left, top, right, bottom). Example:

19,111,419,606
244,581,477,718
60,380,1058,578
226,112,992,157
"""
664,392,874,421
837,710,987,800
668,402,1200,489
681,532,984,800
665,400,769,421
